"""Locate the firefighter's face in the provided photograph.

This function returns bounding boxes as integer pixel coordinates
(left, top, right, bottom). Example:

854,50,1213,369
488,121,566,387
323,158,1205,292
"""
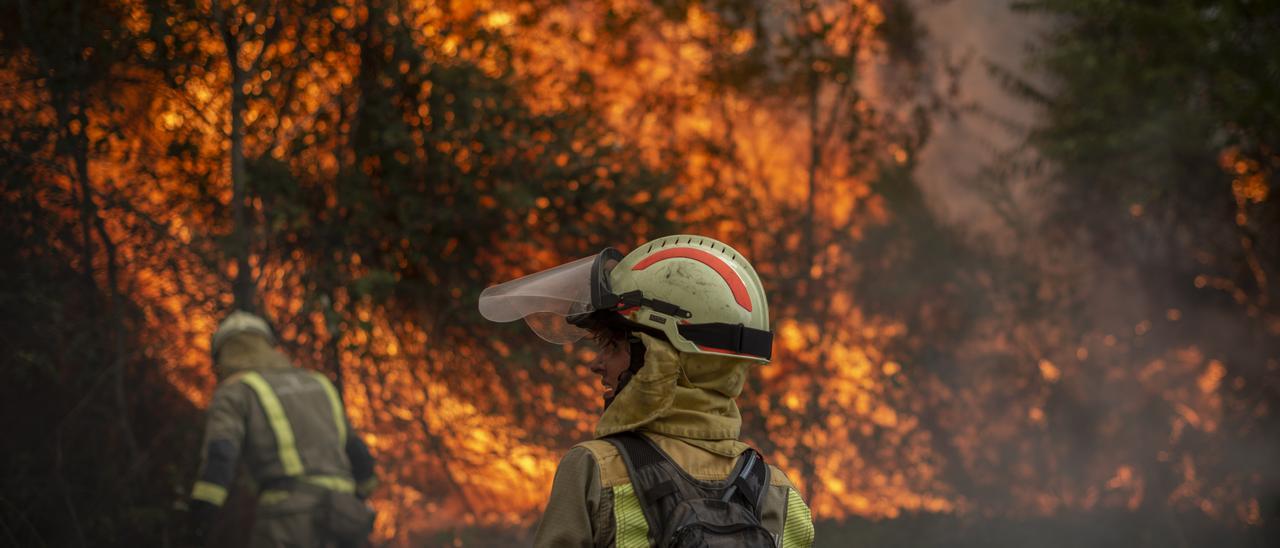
588,330,631,401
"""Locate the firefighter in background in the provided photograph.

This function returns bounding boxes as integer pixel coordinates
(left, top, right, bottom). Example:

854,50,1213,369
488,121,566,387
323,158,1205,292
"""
188,311,378,547
480,235,815,547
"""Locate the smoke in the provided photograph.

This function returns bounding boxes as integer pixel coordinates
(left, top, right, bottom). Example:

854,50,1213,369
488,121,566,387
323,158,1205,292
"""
881,1,1280,546
912,0,1052,243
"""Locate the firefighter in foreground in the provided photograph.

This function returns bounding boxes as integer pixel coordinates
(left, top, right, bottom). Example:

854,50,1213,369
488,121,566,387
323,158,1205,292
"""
480,235,815,547
188,311,378,547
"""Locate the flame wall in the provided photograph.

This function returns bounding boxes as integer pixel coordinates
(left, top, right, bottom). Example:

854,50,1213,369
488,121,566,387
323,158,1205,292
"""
2,0,1276,545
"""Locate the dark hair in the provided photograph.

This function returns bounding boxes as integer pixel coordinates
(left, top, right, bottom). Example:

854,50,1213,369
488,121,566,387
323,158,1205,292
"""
588,322,629,350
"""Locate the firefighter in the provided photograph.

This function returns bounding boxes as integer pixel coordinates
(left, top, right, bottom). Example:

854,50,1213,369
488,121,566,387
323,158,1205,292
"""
480,235,815,547
188,311,378,547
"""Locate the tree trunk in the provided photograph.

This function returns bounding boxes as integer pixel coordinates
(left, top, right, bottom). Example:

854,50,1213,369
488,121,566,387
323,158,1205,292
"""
324,290,344,394
69,111,96,292
805,67,820,285
218,0,254,311
72,108,140,465
230,70,253,311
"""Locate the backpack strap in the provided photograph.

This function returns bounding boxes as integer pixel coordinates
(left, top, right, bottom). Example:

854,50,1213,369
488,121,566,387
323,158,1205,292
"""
606,432,675,545
720,448,770,518
607,432,773,544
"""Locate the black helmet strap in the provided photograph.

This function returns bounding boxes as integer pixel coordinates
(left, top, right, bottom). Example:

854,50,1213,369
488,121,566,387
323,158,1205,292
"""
676,322,773,362
615,290,693,319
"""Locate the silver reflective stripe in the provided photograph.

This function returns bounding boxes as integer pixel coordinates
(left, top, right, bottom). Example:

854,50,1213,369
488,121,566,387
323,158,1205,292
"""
239,372,304,476
309,371,347,447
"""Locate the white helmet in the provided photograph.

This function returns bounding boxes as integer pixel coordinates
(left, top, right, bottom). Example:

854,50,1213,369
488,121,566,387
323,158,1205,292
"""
479,235,772,363
210,310,274,358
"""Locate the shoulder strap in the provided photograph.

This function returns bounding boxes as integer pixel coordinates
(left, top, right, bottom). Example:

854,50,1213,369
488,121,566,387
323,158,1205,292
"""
608,433,773,543
721,448,770,518
609,431,667,469
606,432,679,545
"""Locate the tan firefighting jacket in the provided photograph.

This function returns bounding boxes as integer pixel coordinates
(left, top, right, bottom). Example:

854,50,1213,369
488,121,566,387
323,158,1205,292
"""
190,332,377,509
534,334,815,547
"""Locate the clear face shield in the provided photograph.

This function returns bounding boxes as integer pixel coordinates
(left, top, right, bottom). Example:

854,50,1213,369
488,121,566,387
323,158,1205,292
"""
478,249,624,343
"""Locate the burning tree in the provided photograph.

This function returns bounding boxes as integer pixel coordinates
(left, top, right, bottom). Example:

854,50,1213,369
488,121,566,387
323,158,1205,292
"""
0,0,1276,546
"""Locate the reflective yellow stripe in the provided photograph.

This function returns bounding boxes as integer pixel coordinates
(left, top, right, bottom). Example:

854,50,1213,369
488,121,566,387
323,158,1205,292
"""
309,371,347,447
302,475,355,493
782,488,815,548
259,490,290,505
613,483,650,548
239,372,304,476
192,481,228,506
260,475,355,504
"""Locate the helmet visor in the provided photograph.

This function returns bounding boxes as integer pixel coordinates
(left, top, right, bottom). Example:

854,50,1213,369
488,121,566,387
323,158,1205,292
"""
479,250,621,343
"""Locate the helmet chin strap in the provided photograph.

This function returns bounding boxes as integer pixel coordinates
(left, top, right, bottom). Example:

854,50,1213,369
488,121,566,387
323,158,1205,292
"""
603,335,648,410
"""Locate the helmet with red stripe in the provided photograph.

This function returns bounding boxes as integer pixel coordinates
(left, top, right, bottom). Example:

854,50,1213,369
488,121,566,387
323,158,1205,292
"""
604,235,772,363
478,234,773,363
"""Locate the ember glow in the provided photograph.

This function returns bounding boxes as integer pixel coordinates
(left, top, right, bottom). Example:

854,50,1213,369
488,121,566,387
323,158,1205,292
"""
3,0,1276,545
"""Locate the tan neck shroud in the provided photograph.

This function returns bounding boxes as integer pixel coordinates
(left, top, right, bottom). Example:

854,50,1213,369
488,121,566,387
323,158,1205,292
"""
214,332,292,380
594,333,751,457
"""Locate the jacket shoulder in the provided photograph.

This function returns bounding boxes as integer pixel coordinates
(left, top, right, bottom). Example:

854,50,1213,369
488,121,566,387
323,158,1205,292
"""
576,437,795,490
572,439,632,488
767,463,797,488
211,373,255,402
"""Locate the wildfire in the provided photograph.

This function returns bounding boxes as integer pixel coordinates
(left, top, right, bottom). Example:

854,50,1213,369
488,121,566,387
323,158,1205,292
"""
11,0,1271,543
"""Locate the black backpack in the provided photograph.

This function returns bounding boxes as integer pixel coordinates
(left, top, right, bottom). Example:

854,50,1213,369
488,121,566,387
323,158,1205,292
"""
606,432,776,548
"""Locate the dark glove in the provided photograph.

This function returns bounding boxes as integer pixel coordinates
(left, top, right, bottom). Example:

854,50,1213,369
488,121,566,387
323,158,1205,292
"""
186,499,217,546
